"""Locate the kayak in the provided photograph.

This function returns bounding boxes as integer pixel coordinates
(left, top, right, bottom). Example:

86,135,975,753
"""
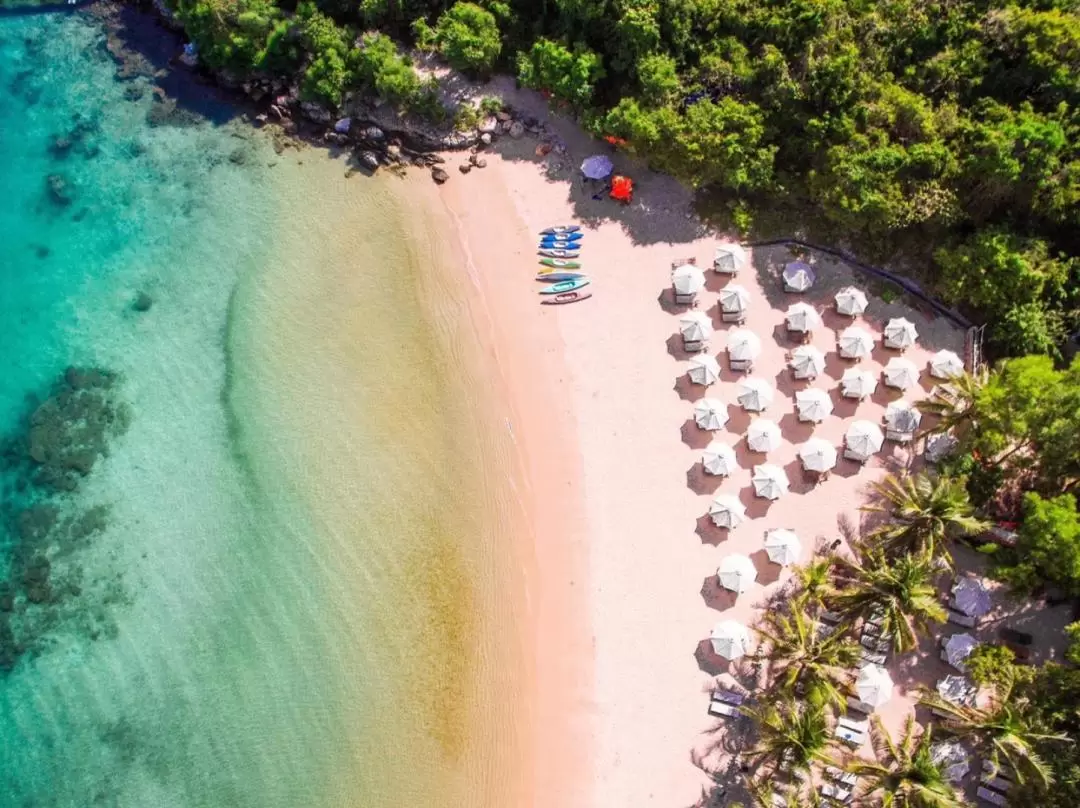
539,231,583,241
539,239,580,249
540,226,581,236
538,249,580,258
539,278,590,295
541,291,592,305
536,271,587,282
539,257,581,269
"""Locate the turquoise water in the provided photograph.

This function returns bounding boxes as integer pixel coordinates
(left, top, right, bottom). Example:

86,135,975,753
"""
0,11,525,807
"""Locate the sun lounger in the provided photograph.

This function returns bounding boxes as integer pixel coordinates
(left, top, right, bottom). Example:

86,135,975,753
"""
713,688,745,706
977,786,1008,806
721,311,747,324
846,696,876,714
708,700,739,718
683,339,707,353
885,429,914,443
982,775,1012,793
821,783,853,802
860,635,891,653
861,650,887,665
825,767,859,786
834,726,864,747
861,621,881,636
843,447,869,463
729,359,754,372
820,610,842,625
839,716,869,733
947,610,978,628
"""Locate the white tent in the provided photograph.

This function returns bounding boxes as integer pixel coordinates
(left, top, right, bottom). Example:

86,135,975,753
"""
838,326,874,359
930,350,965,380
856,664,894,709
943,633,978,671
840,367,878,399
783,261,815,292
795,388,833,423
737,377,774,412
727,329,762,362
694,398,729,431
883,357,920,390
764,529,801,566
952,578,992,618
747,419,781,453
679,311,714,343
709,494,747,529
717,554,757,593
719,285,751,314
835,286,868,316
688,354,721,386
710,620,751,659
790,345,826,380
798,438,837,472
845,420,884,461
885,400,922,433
752,464,789,500
702,441,738,476
672,264,706,296
785,302,823,333
884,317,919,350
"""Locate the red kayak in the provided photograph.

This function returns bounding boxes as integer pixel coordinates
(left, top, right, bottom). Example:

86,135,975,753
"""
541,291,592,305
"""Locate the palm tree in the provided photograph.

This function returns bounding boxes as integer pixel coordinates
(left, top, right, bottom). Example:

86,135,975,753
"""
863,472,989,562
756,607,861,710
740,778,823,808
918,666,1071,787
846,714,965,808
830,548,947,653
741,700,838,781
791,557,835,612
917,369,986,439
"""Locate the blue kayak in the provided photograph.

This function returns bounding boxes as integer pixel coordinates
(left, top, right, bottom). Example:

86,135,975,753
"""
536,271,587,282
539,239,581,249
539,231,583,241
540,226,581,236
538,277,590,295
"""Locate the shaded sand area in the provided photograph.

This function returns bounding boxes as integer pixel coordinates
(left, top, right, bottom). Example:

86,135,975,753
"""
0,12,537,808
425,80,1072,806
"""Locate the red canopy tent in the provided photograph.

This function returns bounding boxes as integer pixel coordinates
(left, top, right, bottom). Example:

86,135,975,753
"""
610,175,633,204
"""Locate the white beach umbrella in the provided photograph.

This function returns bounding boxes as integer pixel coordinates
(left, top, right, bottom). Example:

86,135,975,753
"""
702,441,738,476
580,154,614,180
798,438,837,472
679,311,714,343
710,620,751,659
764,529,802,566
790,345,826,380
737,377,774,412
747,419,781,453
883,357,920,390
944,633,979,671
925,433,959,463
694,398,729,431
952,578,993,618
838,326,874,359
713,244,746,274
930,740,971,783
727,328,762,363
937,675,976,706
885,400,922,433
785,302,823,333
672,264,706,296
709,494,746,529
930,350,965,380
688,354,721,386
717,554,757,593
856,663,894,709
752,464,789,500
795,388,833,423
845,420,884,461
782,261,815,292
835,286,869,316
884,317,919,350
719,284,751,314
840,367,878,399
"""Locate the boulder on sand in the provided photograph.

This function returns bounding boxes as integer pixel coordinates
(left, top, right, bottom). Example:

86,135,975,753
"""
431,167,450,184
358,151,380,171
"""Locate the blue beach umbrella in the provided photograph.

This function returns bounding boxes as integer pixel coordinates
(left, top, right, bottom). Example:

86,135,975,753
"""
580,154,614,180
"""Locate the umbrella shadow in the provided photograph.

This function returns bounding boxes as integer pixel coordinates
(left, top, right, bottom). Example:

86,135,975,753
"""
701,575,739,612
667,332,694,361
734,440,759,470
696,514,730,546
658,287,688,314
688,462,725,495
695,638,732,676
768,322,792,349
704,271,732,294
681,418,714,450
778,412,815,443
831,387,860,419
723,407,753,437
773,367,800,398
823,351,850,381
674,375,709,402
783,458,816,495
738,486,774,519
750,550,782,587
871,380,900,408
834,456,866,479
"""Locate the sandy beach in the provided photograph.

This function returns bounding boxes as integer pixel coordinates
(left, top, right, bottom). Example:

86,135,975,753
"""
417,86,1040,806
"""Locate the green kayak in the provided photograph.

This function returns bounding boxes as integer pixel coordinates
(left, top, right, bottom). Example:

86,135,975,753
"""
539,257,582,269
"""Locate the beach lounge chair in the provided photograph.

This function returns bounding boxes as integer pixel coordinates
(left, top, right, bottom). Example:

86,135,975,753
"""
729,359,754,372
982,775,1012,793
977,787,1008,806
846,696,875,715
820,611,842,625
825,767,859,787
982,760,1014,780
713,688,745,706
861,650,887,665
885,429,914,443
821,783,852,803
834,725,864,747
860,635,891,653
721,310,747,324
947,609,978,628
839,716,869,731
708,700,739,718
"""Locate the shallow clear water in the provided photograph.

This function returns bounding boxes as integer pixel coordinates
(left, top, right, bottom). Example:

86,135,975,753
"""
0,12,524,807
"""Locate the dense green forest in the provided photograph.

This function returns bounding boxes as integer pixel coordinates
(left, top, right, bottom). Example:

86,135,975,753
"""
166,0,1080,359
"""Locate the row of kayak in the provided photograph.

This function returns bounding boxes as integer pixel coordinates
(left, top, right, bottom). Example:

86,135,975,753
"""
537,226,591,305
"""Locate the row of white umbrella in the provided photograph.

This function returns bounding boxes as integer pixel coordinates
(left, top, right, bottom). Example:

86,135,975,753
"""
702,434,837,474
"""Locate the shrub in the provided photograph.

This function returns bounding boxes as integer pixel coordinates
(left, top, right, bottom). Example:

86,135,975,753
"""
354,32,420,107
415,2,502,75
517,38,604,109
